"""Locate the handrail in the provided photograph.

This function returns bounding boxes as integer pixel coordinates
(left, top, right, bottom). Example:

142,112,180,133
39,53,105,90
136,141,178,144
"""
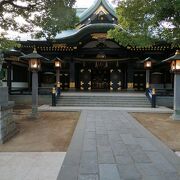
146,88,156,108
153,88,173,96
52,86,61,106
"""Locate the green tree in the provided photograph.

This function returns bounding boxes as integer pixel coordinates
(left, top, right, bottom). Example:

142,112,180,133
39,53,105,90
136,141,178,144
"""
0,0,78,47
109,0,180,46
34,0,79,39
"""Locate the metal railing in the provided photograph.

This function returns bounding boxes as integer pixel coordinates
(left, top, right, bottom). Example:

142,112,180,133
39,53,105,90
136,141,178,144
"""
52,87,61,106
146,88,156,108
154,88,173,96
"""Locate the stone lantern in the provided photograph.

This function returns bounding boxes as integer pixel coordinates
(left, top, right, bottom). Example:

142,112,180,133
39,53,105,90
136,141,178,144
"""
163,50,180,120
20,48,49,118
143,57,153,89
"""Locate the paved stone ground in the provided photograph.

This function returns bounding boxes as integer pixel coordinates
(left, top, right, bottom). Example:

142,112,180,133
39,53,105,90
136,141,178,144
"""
57,110,180,180
39,105,173,113
0,152,66,180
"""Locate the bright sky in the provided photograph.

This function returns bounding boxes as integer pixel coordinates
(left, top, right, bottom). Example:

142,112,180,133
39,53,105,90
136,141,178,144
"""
75,0,115,8
1,0,116,40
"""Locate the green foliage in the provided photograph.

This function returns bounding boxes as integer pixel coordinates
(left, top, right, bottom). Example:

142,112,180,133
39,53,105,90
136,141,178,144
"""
0,0,78,48
0,69,5,80
34,0,79,39
0,34,19,50
109,0,180,46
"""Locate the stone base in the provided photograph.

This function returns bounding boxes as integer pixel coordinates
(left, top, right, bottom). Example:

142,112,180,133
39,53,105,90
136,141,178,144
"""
0,102,17,144
171,112,180,121
0,87,8,106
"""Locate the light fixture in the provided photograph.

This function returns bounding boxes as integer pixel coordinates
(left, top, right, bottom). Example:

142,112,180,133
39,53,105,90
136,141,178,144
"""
29,59,41,71
54,58,62,68
20,48,49,72
171,59,180,73
163,50,180,73
144,57,152,69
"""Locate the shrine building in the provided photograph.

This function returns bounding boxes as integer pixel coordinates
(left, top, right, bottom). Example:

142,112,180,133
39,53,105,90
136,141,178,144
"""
3,0,178,93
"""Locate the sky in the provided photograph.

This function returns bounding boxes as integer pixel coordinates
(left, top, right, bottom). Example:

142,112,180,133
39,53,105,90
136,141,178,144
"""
75,0,115,8
75,0,95,8
1,0,116,40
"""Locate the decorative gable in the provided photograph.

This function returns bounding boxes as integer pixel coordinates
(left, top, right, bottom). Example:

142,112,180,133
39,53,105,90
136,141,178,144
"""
94,6,109,15
77,0,117,29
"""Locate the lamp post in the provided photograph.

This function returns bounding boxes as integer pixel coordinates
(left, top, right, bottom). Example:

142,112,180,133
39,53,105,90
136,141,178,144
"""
20,49,49,118
144,57,152,89
163,50,180,120
54,57,62,95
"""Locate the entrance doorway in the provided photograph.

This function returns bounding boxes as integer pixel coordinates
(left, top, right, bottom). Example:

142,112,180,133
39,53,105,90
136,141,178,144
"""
133,72,146,91
91,68,110,90
78,62,125,91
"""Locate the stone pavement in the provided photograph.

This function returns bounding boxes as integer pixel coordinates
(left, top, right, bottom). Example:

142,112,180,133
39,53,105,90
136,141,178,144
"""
39,105,173,113
57,110,180,180
0,152,66,180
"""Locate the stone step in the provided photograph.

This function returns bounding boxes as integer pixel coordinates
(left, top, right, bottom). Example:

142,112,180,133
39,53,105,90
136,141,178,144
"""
57,96,147,99
58,99,149,102
57,102,149,106
58,99,148,102
56,95,151,107
58,99,149,103
56,104,151,107
57,98,149,101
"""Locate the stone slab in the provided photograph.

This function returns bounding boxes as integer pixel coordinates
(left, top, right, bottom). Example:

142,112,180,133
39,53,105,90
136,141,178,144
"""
0,152,66,180
0,101,17,144
57,110,180,180
0,87,8,106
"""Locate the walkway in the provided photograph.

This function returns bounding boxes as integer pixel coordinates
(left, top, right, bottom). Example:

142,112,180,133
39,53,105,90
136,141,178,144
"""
57,110,180,180
39,105,173,113
0,152,65,180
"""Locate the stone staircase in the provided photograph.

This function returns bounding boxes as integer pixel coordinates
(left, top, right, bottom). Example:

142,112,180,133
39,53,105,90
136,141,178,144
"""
56,95,151,107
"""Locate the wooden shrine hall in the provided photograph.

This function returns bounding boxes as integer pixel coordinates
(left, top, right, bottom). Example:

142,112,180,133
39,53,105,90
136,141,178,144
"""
2,0,179,93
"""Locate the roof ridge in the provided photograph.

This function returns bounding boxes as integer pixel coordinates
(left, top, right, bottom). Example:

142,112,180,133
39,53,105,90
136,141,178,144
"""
79,0,117,24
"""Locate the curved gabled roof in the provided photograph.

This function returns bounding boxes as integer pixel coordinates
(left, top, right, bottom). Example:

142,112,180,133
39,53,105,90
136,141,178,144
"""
22,23,120,45
79,0,117,23
55,23,119,43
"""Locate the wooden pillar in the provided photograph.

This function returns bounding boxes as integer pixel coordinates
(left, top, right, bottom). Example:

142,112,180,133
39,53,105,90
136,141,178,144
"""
127,63,134,91
69,60,75,90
